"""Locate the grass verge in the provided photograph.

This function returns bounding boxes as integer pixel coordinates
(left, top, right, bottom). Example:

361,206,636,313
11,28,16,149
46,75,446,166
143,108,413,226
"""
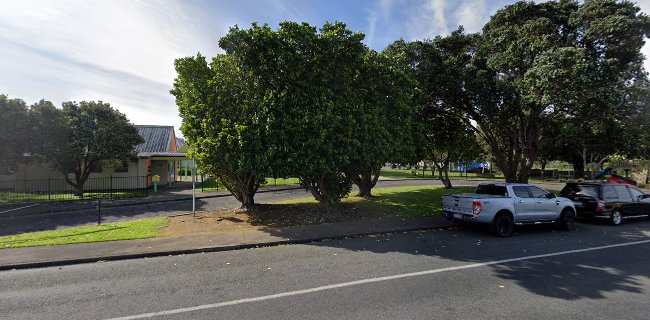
0,217,169,249
279,185,476,218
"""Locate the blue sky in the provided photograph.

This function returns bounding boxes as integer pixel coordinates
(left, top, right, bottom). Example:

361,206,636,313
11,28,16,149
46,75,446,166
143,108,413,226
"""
1,0,649,134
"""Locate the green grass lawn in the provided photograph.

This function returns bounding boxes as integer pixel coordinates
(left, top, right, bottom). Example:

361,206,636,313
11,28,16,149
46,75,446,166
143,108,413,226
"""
0,217,169,249
380,169,503,181
279,185,476,217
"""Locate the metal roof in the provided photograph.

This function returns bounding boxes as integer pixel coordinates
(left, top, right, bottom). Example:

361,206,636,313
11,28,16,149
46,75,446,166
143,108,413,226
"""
138,152,188,159
135,125,174,154
176,137,186,150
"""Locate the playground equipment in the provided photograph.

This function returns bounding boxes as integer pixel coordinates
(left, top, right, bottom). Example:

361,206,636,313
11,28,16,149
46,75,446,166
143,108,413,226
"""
595,167,637,186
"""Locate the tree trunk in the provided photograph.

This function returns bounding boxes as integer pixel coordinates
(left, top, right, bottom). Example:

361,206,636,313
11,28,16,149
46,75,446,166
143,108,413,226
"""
218,172,259,208
353,169,381,197
434,162,453,189
443,166,452,189
301,172,351,205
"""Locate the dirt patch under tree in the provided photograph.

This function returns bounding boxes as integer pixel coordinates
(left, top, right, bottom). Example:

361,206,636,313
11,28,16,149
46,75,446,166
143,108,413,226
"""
162,202,393,237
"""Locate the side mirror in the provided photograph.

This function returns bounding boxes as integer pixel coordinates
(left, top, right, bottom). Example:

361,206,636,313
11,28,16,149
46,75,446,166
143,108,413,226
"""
642,194,650,199
546,193,557,199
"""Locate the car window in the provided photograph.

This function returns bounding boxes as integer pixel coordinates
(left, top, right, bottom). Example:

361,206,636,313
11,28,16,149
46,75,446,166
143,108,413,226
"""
512,186,530,198
528,186,548,198
560,184,599,198
613,185,632,202
602,185,618,200
628,187,644,200
476,185,508,196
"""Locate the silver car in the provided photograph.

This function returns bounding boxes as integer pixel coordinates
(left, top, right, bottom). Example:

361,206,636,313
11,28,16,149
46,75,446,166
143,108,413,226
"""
442,183,577,237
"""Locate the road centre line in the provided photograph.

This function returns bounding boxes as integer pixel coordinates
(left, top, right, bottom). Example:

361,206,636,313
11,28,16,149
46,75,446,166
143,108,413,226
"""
105,238,650,320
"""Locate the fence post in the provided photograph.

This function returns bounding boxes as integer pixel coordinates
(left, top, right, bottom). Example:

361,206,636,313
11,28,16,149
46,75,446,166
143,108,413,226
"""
145,176,149,197
97,199,102,225
47,177,51,201
110,175,113,200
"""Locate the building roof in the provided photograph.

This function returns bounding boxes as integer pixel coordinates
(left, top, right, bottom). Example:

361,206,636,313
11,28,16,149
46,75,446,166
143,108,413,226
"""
138,152,189,159
135,125,174,154
176,137,186,150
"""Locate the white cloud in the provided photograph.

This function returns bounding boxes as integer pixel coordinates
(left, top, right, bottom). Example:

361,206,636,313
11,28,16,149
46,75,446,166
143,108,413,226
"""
408,0,449,39
454,0,488,33
0,0,227,132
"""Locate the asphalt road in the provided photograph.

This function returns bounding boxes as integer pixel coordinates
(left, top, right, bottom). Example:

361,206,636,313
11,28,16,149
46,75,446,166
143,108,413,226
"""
0,179,565,236
2,218,649,320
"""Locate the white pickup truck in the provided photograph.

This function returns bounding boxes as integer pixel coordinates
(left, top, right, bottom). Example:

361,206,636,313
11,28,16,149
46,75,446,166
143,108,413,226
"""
442,183,576,237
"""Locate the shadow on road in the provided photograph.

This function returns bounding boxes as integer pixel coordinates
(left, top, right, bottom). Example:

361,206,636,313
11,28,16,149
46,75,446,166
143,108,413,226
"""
262,216,650,301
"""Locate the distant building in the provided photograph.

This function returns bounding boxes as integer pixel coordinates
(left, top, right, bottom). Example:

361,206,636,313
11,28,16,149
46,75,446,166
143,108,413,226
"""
0,125,189,188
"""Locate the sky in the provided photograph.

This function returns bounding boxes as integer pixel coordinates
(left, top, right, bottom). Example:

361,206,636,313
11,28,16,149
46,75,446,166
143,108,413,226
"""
2,0,650,136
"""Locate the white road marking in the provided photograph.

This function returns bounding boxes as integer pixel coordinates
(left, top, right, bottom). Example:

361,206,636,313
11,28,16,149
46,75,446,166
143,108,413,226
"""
105,239,650,320
0,203,40,215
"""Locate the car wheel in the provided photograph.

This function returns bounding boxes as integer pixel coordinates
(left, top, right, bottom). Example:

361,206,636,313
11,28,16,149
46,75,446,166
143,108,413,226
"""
493,214,514,237
610,210,623,226
559,208,576,231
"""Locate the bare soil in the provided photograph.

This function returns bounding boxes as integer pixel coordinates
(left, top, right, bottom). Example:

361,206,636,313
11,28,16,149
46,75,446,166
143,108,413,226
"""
162,203,391,237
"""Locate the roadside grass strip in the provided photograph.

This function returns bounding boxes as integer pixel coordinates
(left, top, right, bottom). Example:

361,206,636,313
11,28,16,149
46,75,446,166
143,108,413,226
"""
0,217,169,249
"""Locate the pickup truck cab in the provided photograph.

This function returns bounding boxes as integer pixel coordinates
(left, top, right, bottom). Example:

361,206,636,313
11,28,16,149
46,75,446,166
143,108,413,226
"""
442,183,576,237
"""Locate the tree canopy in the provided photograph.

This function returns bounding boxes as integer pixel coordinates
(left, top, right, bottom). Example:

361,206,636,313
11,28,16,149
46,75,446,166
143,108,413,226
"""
31,101,143,195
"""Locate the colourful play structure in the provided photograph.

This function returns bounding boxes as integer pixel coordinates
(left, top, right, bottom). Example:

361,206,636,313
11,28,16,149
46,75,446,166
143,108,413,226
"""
595,167,637,186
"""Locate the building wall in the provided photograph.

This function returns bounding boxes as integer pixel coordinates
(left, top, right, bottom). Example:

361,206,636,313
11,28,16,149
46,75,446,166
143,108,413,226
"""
0,160,144,182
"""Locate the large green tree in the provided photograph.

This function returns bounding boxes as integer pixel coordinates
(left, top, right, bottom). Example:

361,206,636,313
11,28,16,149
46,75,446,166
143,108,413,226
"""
347,50,419,197
388,31,485,188
31,101,143,196
0,95,30,174
463,0,650,182
171,53,269,208
219,22,386,204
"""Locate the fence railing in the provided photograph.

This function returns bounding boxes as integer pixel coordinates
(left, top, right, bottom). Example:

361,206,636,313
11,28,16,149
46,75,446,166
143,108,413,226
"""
0,176,149,204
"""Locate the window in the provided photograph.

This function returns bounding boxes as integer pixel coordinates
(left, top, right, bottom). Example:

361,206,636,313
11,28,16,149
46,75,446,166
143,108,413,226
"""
560,184,599,198
512,186,530,198
528,186,549,198
476,185,507,196
613,185,632,202
628,187,644,200
90,164,102,173
602,185,617,200
115,161,129,173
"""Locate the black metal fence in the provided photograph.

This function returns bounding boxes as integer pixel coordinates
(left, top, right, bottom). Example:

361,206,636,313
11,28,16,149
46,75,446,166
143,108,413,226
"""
0,176,149,204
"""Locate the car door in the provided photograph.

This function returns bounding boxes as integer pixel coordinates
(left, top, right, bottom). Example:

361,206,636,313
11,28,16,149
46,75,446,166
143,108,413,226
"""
528,186,558,220
612,185,634,216
626,186,649,216
512,186,536,221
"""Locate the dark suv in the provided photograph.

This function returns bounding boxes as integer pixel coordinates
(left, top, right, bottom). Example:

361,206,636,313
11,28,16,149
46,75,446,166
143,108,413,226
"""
559,182,650,225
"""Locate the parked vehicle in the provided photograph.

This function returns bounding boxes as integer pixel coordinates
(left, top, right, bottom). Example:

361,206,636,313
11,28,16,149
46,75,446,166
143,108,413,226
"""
559,182,650,225
442,183,576,237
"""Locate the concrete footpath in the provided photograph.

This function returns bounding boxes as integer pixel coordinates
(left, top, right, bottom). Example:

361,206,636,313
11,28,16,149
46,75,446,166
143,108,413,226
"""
0,216,451,270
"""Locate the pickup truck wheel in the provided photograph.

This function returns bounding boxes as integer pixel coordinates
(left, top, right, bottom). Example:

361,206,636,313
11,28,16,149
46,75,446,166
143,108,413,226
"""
493,214,514,237
610,210,623,226
560,208,576,231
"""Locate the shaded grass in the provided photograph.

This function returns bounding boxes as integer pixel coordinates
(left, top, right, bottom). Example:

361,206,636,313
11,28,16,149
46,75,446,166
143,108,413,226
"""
279,186,477,218
0,217,169,249
201,177,301,192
